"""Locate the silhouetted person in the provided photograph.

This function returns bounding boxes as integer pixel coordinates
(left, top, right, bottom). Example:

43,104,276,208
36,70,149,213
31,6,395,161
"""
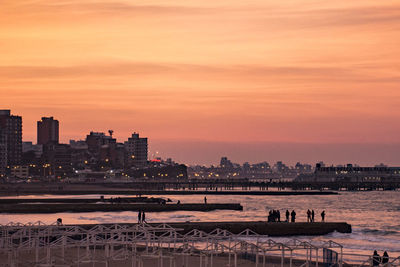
373,250,381,267
307,209,311,222
142,211,146,223
382,251,389,265
291,210,296,222
204,196,207,204
286,210,290,222
321,210,326,222
177,200,181,204
311,210,315,222
138,210,142,223
277,210,281,222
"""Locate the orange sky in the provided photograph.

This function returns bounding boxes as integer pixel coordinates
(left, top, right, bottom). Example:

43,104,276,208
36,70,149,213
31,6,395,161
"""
1,0,400,164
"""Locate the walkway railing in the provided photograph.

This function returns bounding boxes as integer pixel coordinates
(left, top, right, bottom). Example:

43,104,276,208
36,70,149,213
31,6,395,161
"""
0,220,379,267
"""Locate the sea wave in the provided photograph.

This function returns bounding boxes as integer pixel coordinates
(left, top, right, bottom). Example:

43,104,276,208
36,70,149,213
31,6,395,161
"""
360,228,399,236
169,214,194,219
78,214,140,222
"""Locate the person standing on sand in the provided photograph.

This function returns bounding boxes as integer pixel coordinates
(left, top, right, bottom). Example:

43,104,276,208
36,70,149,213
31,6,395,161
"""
307,209,311,222
311,210,315,222
204,196,207,204
382,251,389,265
142,211,146,223
372,250,381,267
286,210,290,222
138,210,142,223
321,210,326,222
291,210,296,222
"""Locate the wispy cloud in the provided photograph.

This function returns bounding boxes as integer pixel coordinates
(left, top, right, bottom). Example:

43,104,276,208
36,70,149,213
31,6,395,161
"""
3,1,400,29
1,0,400,149
0,62,398,85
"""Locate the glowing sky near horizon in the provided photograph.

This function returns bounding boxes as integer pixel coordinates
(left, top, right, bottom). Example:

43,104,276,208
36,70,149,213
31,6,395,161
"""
1,0,400,163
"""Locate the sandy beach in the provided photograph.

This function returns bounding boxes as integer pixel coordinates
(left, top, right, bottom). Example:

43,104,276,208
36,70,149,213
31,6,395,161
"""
0,247,290,267
0,247,320,267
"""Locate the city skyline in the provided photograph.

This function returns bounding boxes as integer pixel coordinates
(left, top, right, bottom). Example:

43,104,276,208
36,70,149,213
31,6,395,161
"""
2,109,400,167
2,0,400,165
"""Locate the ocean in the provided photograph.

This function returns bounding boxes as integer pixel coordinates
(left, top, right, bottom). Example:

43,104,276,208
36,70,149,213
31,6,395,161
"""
0,191,399,262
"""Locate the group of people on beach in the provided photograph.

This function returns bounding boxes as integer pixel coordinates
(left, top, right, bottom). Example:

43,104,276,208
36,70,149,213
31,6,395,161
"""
267,209,326,223
137,210,146,223
373,251,390,266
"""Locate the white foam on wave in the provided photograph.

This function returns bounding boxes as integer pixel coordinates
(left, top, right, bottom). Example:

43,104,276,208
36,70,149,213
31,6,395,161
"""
169,214,194,219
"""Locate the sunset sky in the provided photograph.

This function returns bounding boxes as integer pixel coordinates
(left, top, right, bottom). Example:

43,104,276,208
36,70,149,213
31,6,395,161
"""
1,0,400,165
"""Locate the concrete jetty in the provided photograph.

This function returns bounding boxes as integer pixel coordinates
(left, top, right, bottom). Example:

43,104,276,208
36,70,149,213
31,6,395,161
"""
162,221,352,236
0,203,243,213
0,196,169,204
77,221,352,236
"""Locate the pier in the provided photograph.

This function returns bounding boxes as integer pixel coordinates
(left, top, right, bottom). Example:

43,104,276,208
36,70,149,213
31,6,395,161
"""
0,189,338,196
1,180,399,197
0,182,338,196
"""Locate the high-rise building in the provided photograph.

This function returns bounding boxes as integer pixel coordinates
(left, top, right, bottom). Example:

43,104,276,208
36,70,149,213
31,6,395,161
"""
86,132,116,153
85,132,123,169
42,143,72,178
125,133,148,168
0,127,7,175
220,157,233,168
37,117,59,145
22,141,43,158
0,110,22,168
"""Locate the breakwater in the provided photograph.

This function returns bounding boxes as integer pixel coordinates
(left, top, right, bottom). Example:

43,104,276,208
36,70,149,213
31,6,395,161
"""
0,203,243,213
0,196,168,204
158,221,352,236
